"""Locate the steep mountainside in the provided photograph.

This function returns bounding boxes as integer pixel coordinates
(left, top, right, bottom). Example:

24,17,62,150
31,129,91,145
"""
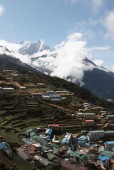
0,54,42,73
0,54,114,109
83,68,114,101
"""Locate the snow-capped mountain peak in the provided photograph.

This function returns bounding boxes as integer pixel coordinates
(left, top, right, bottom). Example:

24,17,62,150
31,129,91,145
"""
0,39,50,56
0,35,107,80
19,40,50,55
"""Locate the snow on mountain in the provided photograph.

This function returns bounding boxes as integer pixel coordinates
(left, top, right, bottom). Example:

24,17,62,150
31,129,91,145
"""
27,33,107,84
19,40,50,55
0,39,51,65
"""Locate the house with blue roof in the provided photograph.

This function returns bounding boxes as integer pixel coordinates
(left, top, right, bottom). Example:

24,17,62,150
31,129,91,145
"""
62,138,70,144
0,142,12,157
77,136,88,142
62,133,73,145
46,128,53,135
105,141,114,150
105,141,114,146
77,135,89,146
45,128,54,140
49,94,61,101
98,156,110,166
0,142,9,149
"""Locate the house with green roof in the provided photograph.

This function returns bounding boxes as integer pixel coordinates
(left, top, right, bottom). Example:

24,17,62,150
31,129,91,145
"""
31,135,47,146
99,150,114,158
26,128,38,137
67,149,88,162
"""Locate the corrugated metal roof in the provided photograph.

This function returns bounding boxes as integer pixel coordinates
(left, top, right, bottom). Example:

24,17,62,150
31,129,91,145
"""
105,131,114,134
89,130,104,133
31,136,47,145
83,113,95,115
105,141,114,145
62,138,70,144
78,136,87,141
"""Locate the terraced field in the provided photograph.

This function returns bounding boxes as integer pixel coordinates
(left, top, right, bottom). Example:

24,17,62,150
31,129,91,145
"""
0,93,83,144
0,79,102,145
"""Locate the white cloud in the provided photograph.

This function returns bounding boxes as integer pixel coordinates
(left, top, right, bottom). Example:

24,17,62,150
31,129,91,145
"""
0,40,31,65
104,11,114,39
0,4,4,16
0,40,21,51
31,33,95,82
91,46,111,51
50,33,94,82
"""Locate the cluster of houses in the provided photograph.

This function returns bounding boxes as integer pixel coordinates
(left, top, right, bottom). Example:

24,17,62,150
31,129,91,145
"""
0,70,73,102
0,120,113,170
17,126,89,169
13,124,114,170
75,102,114,131
2,70,114,169
31,90,73,102
0,86,26,95
2,125,114,169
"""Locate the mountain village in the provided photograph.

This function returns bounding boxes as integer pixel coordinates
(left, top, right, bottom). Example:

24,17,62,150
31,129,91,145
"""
0,69,114,170
0,0,114,169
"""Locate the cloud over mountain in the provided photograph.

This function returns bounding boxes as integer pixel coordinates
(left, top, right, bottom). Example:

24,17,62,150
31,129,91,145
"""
0,33,105,83
50,33,94,82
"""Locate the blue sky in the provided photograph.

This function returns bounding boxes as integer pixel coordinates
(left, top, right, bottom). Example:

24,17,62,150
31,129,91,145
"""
0,0,114,68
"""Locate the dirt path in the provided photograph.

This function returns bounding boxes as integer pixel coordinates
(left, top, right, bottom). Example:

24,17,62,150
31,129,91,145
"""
42,101,73,113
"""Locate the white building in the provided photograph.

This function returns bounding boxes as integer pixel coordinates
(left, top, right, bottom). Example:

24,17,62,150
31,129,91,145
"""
0,87,15,95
